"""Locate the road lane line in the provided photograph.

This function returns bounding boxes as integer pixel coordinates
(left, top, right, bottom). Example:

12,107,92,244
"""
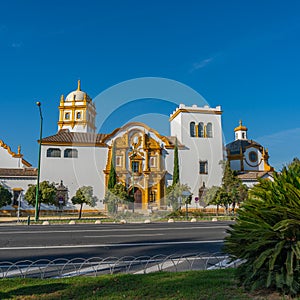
0,240,223,250
84,233,164,238
0,226,229,235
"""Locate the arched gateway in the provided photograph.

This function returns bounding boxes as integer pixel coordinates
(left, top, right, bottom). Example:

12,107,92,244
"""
103,122,176,210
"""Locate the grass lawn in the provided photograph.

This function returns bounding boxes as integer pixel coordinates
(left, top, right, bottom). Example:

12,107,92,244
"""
0,268,293,300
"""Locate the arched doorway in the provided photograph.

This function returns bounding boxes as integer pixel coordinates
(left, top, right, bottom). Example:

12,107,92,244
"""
134,188,142,209
128,187,143,210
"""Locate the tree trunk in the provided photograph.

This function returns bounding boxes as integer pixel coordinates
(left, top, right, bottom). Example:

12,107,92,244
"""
79,203,83,219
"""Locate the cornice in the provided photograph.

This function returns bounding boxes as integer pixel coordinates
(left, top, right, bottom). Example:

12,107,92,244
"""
169,108,222,121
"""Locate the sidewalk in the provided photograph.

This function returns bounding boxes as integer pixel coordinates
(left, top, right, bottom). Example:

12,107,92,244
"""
0,215,105,225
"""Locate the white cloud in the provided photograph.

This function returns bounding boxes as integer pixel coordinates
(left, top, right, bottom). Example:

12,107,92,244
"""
255,128,300,170
190,57,213,72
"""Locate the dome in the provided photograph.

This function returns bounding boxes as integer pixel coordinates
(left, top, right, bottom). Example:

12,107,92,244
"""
65,80,91,102
234,120,248,132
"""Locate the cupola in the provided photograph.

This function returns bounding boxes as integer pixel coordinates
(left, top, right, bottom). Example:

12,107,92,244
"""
57,80,96,133
234,120,248,140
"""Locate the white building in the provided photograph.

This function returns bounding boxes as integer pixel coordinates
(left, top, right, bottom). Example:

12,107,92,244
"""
0,140,37,206
40,81,224,210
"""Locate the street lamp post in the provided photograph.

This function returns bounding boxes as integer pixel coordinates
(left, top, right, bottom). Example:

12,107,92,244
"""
35,102,43,222
132,169,135,213
129,148,136,213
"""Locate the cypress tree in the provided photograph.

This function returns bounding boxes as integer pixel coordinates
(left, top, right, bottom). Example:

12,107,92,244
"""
172,138,180,185
107,142,117,190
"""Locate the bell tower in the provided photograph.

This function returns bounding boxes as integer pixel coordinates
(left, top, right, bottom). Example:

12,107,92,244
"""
57,80,96,133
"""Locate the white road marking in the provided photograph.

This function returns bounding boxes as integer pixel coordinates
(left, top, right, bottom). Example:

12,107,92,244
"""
0,240,223,251
0,226,229,235
84,233,163,238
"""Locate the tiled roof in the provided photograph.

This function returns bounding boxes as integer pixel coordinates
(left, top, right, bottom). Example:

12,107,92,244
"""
0,168,37,177
226,139,262,155
237,171,273,180
41,130,108,145
41,129,183,149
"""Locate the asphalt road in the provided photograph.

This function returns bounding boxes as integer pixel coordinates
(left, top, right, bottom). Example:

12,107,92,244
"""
0,221,232,262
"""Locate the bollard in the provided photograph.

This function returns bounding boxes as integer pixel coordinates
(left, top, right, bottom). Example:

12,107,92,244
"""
27,216,31,226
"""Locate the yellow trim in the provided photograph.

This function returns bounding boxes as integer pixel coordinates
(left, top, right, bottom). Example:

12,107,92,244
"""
41,141,107,147
0,140,32,167
234,120,248,132
227,154,243,160
13,187,23,191
102,122,175,148
169,108,222,121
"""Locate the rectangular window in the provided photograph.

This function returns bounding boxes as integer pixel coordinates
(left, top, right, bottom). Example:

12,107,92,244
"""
199,161,208,174
12,190,21,206
116,156,122,167
132,161,139,173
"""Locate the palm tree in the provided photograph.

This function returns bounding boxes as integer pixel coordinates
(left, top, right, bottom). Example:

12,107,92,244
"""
224,162,300,296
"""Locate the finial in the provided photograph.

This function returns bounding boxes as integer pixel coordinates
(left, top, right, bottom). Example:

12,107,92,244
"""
60,94,64,102
17,145,21,154
77,79,81,91
239,120,242,126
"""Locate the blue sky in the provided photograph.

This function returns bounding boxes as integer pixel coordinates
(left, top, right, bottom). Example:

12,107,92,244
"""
1,0,299,170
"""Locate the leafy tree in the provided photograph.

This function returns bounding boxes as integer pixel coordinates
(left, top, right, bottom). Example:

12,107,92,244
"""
0,185,12,208
224,163,300,296
166,182,191,211
25,181,57,212
211,188,230,215
202,186,219,206
103,183,129,215
108,143,117,189
206,161,248,214
71,186,97,219
286,157,300,174
172,139,179,186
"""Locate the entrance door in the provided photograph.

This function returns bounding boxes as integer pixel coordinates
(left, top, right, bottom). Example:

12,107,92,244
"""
134,188,142,209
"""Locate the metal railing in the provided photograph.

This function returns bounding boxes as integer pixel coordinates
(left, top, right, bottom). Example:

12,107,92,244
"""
0,253,243,279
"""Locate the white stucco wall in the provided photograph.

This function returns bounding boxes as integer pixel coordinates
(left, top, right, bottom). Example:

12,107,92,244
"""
169,104,224,206
40,145,108,209
243,147,264,171
0,147,24,168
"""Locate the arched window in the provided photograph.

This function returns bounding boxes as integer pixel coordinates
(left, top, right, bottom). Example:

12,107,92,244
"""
47,148,61,158
206,123,213,138
190,122,196,137
76,112,81,119
198,122,204,137
64,148,78,158
150,157,156,167
65,112,70,120
116,156,122,167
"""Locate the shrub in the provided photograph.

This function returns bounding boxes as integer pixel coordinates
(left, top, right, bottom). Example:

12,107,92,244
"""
224,163,300,296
